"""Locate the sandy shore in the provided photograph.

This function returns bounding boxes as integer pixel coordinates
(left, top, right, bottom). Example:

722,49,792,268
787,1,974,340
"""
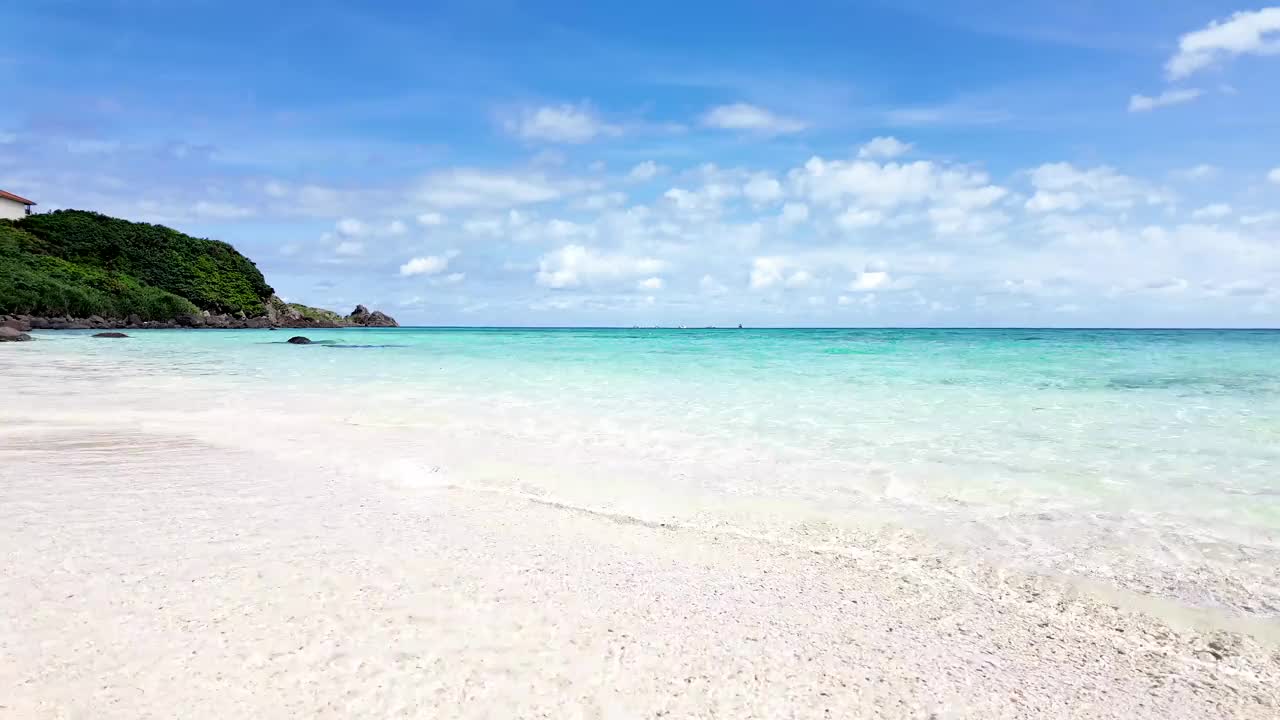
1,358,1278,718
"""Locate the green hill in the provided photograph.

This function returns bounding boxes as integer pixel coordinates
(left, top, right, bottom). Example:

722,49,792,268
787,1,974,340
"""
1,221,199,321
1,210,397,328
16,210,273,316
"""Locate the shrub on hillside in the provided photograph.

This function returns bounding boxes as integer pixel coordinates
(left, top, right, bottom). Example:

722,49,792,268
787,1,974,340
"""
0,223,198,320
18,210,273,315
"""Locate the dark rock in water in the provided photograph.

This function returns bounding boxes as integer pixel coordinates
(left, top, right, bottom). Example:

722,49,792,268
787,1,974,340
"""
346,304,399,327
0,327,33,342
287,336,312,345
93,332,130,338
268,327,279,331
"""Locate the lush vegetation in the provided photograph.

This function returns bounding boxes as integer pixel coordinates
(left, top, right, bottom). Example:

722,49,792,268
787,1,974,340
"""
17,210,273,316
0,222,199,320
287,303,346,324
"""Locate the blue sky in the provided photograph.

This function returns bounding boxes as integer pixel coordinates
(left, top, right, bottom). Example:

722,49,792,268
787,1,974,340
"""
3,1,1279,326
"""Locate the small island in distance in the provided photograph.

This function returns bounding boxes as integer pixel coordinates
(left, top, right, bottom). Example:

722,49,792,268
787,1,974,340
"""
0,210,397,332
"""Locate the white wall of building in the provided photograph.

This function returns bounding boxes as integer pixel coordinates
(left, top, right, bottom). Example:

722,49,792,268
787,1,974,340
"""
0,196,30,221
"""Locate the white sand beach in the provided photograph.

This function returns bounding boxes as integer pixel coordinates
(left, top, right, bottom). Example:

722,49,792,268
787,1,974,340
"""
2,347,1278,719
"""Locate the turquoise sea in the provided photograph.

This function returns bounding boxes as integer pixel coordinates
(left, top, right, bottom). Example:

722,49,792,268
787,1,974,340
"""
16,327,1280,617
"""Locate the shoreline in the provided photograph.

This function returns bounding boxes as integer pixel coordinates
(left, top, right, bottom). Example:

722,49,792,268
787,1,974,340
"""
2,346,1278,717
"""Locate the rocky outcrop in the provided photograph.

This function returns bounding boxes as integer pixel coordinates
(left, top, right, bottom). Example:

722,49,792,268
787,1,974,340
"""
2,296,398,332
346,304,398,327
0,326,33,342
92,332,130,338
287,336,312,345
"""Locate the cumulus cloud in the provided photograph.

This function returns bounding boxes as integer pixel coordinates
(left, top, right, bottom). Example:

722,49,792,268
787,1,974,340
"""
1173,164,1218,181
335,217,366,237
416,212,446,226
399,251,458,277
1128,88,1202,112
701,103,807,134
836,208,884,229
779,202,810,225
535,245,666,288
1166,8,1280,80
627,161,664,182
638,276,664,290
506,103,620,143
415,169,587,209
789,156,1003,214
1269,167,1280,184
749,257,813,290
192,201,255,220
1024,163,1170,213
1191,203,1232,220
857,136,913,159
848,261,892,292
334,240,364,257
743,173,783,204
699,274,728,296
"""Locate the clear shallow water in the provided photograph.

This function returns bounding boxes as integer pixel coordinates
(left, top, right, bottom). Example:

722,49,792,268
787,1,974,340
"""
18,327,1280,616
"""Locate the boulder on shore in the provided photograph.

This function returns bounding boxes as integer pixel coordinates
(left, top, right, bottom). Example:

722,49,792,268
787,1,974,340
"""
92,332,130,338
0,327,33,342
287,336,312,345
2,316,32,332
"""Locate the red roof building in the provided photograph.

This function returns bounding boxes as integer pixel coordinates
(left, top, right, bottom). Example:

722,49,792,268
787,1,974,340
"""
0,189,36,220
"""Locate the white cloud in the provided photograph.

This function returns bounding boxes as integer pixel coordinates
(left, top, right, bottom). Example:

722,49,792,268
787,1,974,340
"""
192,201,255,220
785,270,815,289
638,276,664,290
743,173,783,204
849,270,890,291
535,245,666,288
334,240,364,257
748,257,813,290
789,156,1000,211
1191,203,1232,220
1024,163,1171,213
387,220,408,235
1173,164,1218,181
575,192,628,211
335,217,366,237
627,161,664,182
506,103,619,143
836,208,884,229
701,103,807,134
434,272,466,286
779,202,810,225
1128,88,1202,112
463,218,505,237
1025,191,1083,213
857,136,913,159
663,179,740,218
1240,211,1280,226
416,212,446,226
399,252,456,276
415,169,583,209
1269,167,1280,184
1166,8,1280,79
699,274,728,296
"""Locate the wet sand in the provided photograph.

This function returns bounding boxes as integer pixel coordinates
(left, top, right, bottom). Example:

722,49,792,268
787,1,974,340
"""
1,358,1278,718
